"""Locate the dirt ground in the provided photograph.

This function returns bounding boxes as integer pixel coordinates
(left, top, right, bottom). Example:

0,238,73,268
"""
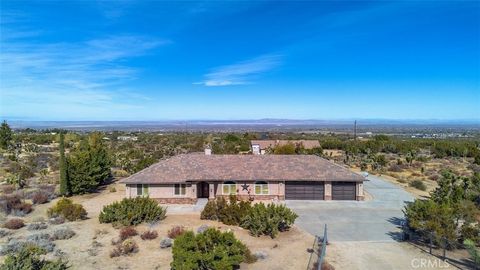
327,242,455,270
1,182,314,270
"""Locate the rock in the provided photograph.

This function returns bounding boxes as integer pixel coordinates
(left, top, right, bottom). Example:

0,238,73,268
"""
159,237,173,248
197,224,209,234
254,250,268,260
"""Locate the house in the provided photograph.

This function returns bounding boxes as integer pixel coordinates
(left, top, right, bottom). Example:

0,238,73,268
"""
251,140,321,154
120,152,365,204
117,136,138,141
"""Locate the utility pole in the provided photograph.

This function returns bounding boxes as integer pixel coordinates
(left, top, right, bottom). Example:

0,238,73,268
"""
354,120,357,141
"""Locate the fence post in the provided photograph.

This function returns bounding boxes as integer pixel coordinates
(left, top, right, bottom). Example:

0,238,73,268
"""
442,238,446,261
429,233,432,255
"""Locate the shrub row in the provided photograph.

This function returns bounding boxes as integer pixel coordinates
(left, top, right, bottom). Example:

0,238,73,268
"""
201,195,298,238
99,197,166,226
0,194,33,216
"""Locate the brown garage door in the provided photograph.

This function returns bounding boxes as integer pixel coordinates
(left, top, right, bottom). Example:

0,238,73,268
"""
332,182,356,200
285,181,324,200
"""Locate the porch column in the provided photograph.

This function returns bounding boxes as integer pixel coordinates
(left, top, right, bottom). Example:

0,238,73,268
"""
209,183,215,199
324,181,332,200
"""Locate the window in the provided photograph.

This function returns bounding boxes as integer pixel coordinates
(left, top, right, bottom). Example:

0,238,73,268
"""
254,181,269,195
136,184,149,196
174,184,187,195
222,181,237,195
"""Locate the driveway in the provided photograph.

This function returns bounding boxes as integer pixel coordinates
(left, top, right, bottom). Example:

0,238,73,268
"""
286,175,414,242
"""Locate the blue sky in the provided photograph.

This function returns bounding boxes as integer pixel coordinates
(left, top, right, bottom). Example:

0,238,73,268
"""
0,1,479,121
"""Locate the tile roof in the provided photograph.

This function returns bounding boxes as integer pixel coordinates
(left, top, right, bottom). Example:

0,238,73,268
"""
120,154,364,184
250,140,321,150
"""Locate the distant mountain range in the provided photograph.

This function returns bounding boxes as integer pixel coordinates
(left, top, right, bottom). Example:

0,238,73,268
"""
6,119,480,133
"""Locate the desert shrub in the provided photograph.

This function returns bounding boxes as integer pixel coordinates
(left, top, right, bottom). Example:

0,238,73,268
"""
0,246,68,270
429,174,440,181
27,222,47,231
241,203,298,238
47,198,87,221
4,218,25,230
48,216,65,225
388,164,403,172
119,226,138,240
51,227,76,240
99,197,166,226
200,195,251,226
109,186,116,193
464,239,480,267
1,185,15,194
140,230,158,240
0,239,29,255
171,228,250,269
160,237,173,248
409,180,427,191
0,229,11,238
0,194,32,216
31,191,49,204
110,239,138,257
397,179,407,184
26,233,55,253
167,226,185,239
243,248,258,264
460,224,480,243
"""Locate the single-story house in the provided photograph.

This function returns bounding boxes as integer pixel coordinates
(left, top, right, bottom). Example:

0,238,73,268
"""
120,152,365,204
251,140,321,155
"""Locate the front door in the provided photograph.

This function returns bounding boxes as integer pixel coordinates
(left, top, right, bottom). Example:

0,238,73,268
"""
197,182,210,198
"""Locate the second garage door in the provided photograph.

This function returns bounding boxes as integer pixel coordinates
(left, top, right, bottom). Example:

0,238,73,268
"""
285,181,324,200
332,182,356,200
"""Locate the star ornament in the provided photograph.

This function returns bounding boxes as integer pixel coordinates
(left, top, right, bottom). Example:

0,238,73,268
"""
241,183,249,191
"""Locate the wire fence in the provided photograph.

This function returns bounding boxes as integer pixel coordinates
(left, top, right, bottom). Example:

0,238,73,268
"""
402,226,479,270
307,224,328,270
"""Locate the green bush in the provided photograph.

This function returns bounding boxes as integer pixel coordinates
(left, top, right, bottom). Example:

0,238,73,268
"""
47,198,87,221
0,245,69,270
241,203,298,238
200,195,251,226
409,180,427,191
464,239,480,267
171,228,252,270
99,197,166,226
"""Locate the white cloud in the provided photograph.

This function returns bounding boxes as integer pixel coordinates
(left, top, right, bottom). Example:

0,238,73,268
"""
196,54,282,86
0,30,169,119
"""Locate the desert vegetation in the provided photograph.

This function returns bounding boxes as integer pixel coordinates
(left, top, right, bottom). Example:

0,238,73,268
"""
201,195,298,238
99,197,167,226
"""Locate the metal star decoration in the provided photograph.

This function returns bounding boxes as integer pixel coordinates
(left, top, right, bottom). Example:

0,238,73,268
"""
241,183,249,191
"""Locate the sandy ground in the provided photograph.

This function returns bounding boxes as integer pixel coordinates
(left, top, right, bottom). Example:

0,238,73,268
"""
1,182,314,270
327,242,456,270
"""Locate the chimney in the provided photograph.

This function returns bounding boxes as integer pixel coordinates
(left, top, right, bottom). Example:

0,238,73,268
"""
204,148,212,155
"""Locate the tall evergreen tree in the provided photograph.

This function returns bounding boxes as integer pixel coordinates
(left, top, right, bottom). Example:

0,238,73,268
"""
68,133,111,194
59,132,70,195
0,120,13,150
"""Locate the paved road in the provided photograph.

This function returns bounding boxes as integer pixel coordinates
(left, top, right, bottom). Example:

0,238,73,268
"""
286,175,414,242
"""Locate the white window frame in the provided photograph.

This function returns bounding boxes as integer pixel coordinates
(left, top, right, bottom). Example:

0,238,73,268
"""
254,181,269,195
136,184,149,197
174,184,187,196
222,181,237,195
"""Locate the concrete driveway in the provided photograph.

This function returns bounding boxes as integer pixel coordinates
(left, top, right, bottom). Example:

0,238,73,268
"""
286,175,414,242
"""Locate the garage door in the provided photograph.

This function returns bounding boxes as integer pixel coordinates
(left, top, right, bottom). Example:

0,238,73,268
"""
332,182,356,200
285,181,324,200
